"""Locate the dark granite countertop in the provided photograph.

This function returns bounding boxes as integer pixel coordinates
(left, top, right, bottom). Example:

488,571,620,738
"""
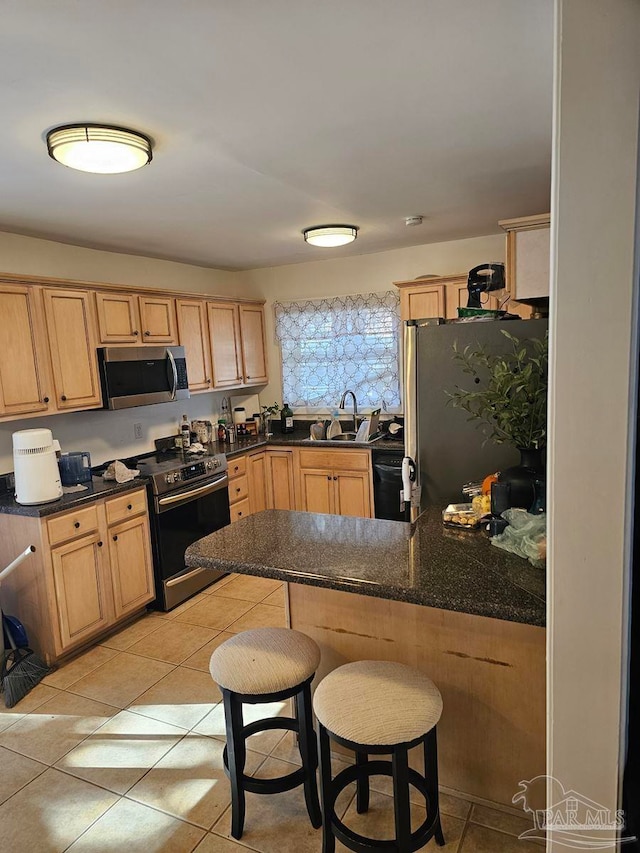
0,476,148,518
186,507,546,627
220,429,403,458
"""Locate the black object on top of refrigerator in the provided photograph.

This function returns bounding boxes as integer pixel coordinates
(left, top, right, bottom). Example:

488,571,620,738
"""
402,317,548,515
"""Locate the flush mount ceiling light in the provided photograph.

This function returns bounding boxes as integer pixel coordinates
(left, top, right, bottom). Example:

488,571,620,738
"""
303,225,358,248
46,124,152,174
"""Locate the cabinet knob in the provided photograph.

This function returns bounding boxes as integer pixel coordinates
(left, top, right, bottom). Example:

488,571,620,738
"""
127,504,132,510
113,535,118,541
238,511,243,517
246,375,251,379
43,396,49,403
97,541,103,547
61,394,67,401
206,378,211,385
327,476,331,481
333,476,338,481
235,487,241,493
133,330,139,336
74,521,80,529
234,466,239,473
144,331,150,336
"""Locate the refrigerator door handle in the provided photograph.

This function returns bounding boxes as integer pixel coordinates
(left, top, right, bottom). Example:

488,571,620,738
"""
401,456,416,505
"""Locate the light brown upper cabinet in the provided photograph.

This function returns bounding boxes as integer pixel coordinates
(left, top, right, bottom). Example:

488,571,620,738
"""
95,292,178,345
396,272,531,321
398,281,446,322
0,284,52,417
175,299,212,392
42,288,102,411
239,303,268,385
499,214,551,302
208,301,268,390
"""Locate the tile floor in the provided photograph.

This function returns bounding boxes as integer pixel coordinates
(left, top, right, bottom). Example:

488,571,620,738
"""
0,573,535,852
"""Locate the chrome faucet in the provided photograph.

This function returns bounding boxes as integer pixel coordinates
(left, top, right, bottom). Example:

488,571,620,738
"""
339,389,359,433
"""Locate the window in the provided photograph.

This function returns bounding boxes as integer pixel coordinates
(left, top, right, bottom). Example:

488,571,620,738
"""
274,292,401,410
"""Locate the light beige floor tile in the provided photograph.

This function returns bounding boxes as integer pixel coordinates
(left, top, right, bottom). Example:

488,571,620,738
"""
128,666,222,730
194,832,258,853
193,699,290,756
340,789,464,850
201,573,237,594
127,621,220,665
269,730,302,766
165,591,217,620
173,596,256,630
212,575,283,603
55,709,185,794
0,767,118,852
0,683,60,732
461,823,531,851
0,690,117,765
225,604,286,633
439,791,473,820
66,651,175,708
262,586,287,607
66,796,206,852
127,732,265,830
470,804,531,837
100,613,167,650
42,645,119,690
0,745,47,804
181,632,233,673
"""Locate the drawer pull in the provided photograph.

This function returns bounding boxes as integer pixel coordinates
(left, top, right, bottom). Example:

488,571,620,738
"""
112,535,118,542
235,487,241,493
74,521,80,529
127,504,132,510
234,466,239,473
61,394,67,401
97,541,103,547
238,511,243,517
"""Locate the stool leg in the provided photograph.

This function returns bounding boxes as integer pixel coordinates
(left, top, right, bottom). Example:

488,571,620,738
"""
296,682,322,828
317,723,336,853
223,689,246,840
355,751,370,814
392,745,412,853
424,728,445,847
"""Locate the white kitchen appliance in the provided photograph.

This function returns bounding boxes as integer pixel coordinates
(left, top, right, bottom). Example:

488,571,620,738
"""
13,429,63,505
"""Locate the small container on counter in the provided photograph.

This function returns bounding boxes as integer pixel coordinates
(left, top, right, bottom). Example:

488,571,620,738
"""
233,407,246,426
442,503,481,530
217,419,227,442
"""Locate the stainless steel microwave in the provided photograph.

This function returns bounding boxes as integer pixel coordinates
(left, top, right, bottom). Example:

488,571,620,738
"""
98,346,190,410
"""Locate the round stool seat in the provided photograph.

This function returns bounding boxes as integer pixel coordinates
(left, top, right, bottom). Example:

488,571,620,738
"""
313,660,442,747
210,627,321,695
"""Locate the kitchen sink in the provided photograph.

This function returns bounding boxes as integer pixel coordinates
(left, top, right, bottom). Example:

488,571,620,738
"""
329,433,358,441
302,432,383,444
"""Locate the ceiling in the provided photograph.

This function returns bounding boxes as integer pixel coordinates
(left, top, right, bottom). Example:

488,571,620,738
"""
0,1,554,271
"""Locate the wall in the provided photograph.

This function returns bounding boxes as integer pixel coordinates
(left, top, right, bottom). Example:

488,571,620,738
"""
243,233,506,407
547,0,640,846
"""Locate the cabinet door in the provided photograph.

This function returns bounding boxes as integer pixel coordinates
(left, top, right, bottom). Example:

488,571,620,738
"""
400,284,445,321
334,471,373,518
247,451,269,515
50,531,111,651
176,299,212,392
509,226,550,301
239,304,268,385
298,469,334,514
267,450,296,510
43,288,102,410
108,514,155,620
95,292,140,343
0,285,51,416
445,281,500,319
138,295,178,344
207,302,243,388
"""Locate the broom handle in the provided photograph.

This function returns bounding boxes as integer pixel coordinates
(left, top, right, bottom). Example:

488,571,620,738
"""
0,546,36,585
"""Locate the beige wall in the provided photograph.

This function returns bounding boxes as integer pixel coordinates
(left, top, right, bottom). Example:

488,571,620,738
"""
244,233,506,408
547,0,640,845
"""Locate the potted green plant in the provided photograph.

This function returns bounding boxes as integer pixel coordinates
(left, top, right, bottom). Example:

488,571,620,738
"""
446,329,548,507
261,403,280,437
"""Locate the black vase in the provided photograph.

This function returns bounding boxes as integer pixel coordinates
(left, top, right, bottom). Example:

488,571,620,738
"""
499,447,545,510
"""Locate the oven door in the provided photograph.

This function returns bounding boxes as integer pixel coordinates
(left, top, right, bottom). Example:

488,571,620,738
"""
153,474,231,610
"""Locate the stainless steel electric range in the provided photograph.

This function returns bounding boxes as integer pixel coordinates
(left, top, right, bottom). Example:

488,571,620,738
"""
100,445,230,611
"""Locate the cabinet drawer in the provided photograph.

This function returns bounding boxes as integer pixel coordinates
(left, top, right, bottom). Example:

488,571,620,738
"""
230,497,250,522
229,474,249,504
298,448,370,472
228,455,247,479
105,489,148,526
47,505,99,546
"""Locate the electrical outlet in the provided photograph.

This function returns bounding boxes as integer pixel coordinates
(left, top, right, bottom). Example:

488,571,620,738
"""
134,422,143,440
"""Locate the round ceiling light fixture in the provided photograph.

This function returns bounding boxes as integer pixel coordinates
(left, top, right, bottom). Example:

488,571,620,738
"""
46,124,153,174
303,225,358,248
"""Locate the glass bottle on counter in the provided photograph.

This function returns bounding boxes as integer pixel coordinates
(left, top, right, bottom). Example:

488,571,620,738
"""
180,414,190,449
280,403,294,434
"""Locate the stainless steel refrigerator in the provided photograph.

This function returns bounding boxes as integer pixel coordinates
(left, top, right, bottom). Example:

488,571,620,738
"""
403,317,549,517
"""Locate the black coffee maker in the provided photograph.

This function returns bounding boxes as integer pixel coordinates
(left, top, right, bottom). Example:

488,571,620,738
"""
467,263,506,308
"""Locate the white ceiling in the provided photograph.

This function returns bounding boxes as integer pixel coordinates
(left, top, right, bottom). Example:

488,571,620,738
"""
0,0,553,271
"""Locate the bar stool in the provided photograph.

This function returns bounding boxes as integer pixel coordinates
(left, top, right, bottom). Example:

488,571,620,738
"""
209,627,322,839
313,660,445,853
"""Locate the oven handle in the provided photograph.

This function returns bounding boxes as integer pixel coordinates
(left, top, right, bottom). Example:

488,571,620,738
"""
166,349,178,401
157,475,228,509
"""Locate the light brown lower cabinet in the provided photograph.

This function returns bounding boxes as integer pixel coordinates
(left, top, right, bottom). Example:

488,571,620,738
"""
296,448,373,518
228,448,297,521
0,487,154,664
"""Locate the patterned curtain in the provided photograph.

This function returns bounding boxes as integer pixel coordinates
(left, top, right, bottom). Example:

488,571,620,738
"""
274,292,401,409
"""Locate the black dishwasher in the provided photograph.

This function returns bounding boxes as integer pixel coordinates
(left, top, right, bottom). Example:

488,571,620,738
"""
372,451,407,521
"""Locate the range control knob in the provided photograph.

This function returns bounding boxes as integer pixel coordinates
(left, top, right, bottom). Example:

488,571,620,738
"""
175,471,182,481
164,473,174,484
205,460,213,470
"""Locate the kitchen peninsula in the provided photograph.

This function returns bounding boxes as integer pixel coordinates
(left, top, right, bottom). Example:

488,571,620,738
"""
186,508,545,808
